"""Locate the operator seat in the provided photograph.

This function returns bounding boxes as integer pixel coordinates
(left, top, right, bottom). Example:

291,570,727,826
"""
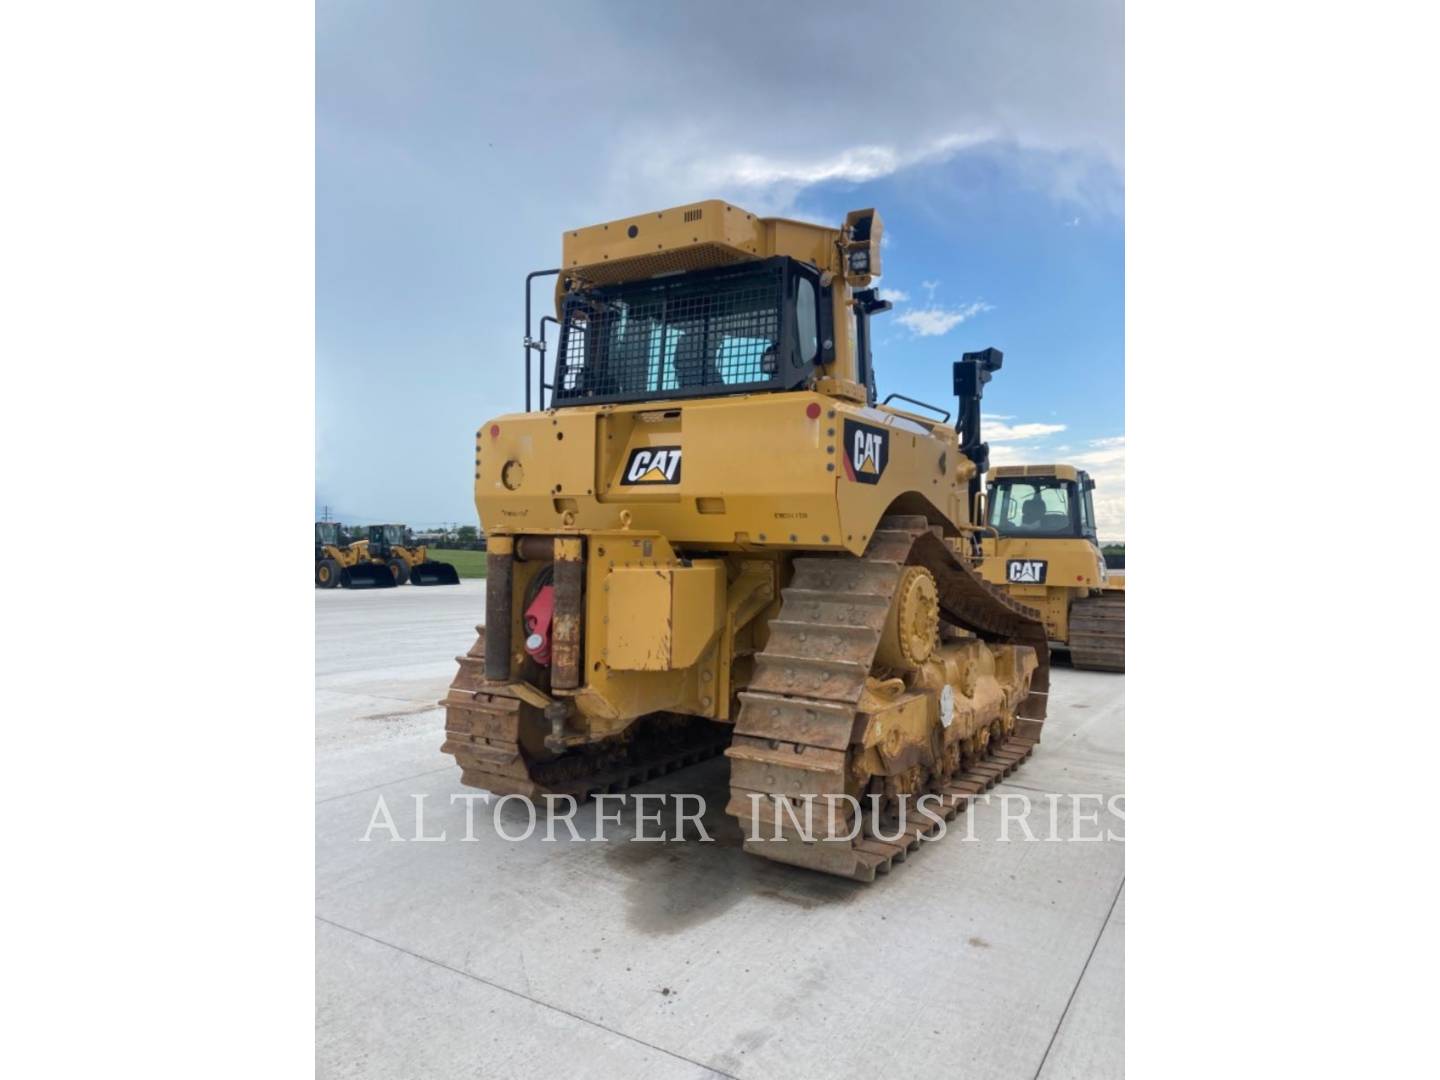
1020,496,1046,530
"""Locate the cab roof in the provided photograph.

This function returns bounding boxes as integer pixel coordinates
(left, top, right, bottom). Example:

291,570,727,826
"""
561,199,843,286
989,464,1080,482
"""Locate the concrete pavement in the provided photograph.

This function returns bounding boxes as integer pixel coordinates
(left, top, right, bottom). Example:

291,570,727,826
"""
316,581,1124,1079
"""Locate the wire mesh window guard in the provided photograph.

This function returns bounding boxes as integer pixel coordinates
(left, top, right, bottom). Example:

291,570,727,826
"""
552,260,797,406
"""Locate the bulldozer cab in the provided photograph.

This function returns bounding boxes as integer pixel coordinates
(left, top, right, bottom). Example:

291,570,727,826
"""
987,470,1099,542
552,258,823,407
522,202,888,415
366,524,406,556
316,521,343,548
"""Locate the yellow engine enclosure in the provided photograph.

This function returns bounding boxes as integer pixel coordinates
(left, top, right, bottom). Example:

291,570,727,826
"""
476,393,969,557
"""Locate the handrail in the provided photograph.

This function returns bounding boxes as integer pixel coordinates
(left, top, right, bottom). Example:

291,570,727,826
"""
523,268,561,412
537,316,559,409
881,392,951,423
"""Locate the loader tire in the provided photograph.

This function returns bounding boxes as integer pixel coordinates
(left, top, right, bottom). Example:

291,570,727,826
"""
316,559,341,588
387,558,410,586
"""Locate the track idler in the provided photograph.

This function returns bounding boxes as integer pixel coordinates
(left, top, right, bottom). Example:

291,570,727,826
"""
410,560,461,586
341,562,397,588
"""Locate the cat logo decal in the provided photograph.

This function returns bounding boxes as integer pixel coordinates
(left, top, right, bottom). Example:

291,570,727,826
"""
621,446,682,485
1006,559,1048,584
842,420,889,485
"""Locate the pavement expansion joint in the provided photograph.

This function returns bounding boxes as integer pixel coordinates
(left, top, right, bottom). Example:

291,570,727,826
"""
315,914,742,1080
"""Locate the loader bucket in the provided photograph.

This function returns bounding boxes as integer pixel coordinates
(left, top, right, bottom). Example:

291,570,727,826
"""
341,563,397,588
410,560,461,586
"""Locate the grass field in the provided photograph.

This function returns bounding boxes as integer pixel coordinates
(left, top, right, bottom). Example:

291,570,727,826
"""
427,548,487,578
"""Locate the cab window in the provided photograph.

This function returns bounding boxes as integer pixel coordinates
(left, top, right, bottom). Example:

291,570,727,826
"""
989,480,1077,536
796,278,818,363
1080,488,1097,537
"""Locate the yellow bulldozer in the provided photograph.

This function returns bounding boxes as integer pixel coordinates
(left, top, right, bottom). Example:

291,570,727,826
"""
978,465,1124,671
359,524,460,586
441,200,1051,882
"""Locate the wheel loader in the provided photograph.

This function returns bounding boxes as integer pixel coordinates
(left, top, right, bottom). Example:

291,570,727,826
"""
441,200,1051,882
978,465,1124,671
314,521,394,588
360,524,461,586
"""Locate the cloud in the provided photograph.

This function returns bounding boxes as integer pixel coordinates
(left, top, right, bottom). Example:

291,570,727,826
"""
599,1,1122,217
1072,436,1125,539
688,132,994,192
895,301,993,337
983,416,1066,461
921,280,941,300
698,146,900,188
877,288,909,303
1071,446,1125,467
986,420,1068,442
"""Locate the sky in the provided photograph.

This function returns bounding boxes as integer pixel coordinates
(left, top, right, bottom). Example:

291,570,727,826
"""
317,0,1125,538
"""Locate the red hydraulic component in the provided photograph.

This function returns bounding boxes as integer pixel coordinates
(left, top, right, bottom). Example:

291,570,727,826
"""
523,584,555,665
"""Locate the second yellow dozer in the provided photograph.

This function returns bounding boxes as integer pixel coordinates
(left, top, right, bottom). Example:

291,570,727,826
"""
441,200,1050,882
978,465,1125,671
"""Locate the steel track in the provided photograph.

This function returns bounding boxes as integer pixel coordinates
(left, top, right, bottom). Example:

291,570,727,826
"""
440,517,1051,882
723,515,1050,881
